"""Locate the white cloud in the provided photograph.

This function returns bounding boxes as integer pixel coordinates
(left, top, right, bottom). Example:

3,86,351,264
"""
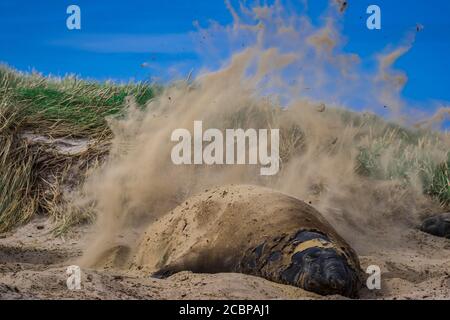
50,33,198,54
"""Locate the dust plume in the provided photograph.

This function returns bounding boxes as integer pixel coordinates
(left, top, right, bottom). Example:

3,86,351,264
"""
76,0,450,266
414,106,450,129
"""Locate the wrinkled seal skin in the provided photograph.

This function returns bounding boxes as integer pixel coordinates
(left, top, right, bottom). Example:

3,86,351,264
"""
420,213,450,239
153,229,362,298
238,230,361,298
144,185,363,298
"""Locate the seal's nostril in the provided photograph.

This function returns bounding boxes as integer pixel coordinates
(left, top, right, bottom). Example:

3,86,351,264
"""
327,272,348,290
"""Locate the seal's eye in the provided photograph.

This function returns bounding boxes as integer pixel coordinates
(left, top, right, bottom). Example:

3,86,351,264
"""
268,251,282,262
303,250,320,262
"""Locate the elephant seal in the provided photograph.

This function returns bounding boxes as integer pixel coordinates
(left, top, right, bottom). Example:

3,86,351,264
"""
420,213,450,239
133,185,362,298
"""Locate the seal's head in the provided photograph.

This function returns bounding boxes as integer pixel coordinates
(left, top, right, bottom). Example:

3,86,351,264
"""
280,231,360,298
284,248,357,297
240,230,361,298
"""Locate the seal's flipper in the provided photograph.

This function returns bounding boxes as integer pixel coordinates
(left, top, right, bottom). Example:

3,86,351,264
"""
151,265,180,279
151,249,234,279
420,213,450,239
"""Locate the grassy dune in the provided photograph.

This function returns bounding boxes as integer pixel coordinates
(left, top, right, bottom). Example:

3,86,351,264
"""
0,66,448,234
342,111,450,207
0,66,159,233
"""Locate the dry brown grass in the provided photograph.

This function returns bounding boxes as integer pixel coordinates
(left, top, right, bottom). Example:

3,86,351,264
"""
0,66,158,234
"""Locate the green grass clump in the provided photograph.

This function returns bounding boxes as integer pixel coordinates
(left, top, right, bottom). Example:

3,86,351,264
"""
356,127,450,207
0,65,161,233
337,109,450,206
424,154,450,207
0,93,37,232
0,65,161,137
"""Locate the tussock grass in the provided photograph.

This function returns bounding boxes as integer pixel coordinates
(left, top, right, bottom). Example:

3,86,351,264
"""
424,154,450,207
0,90,37,232
0,65,159,233
353,116,450,207
1,65,160,137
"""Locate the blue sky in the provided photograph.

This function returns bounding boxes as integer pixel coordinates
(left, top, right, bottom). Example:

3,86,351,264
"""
1,0,449,112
